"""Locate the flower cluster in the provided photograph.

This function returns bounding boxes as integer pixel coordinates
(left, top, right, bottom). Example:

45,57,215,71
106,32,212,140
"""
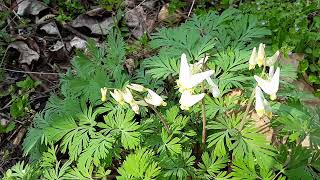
177,53,220,110
100,84,166,114
249,44,280,117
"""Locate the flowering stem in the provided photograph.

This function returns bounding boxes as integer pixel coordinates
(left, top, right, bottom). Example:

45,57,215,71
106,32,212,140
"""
149,105,171,134
239,63,267,131
201,90,207,145
238,89,255,131
201,55,208,145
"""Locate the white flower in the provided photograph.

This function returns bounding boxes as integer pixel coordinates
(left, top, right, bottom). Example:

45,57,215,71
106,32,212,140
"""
177,53,214,92
110,89,125,105
249,47,257,70
127,83,147,92
206,77,220,98
255,86,272,118
100,87,108,102
190,55,209,73
257,43,265,67
144,89,167,107
254,66,280,100
266,50,280,67
179,90,205,110
130,103,140,114
123,88,135,104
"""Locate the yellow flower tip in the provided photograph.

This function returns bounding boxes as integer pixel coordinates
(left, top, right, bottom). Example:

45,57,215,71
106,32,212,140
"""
162,102,167,106
130,103,140,114
256,109,265,117
257,58,264,67
180,105,189,110
100,87,108,102
270,94,277,100
266,111,273,119
249,64,255,70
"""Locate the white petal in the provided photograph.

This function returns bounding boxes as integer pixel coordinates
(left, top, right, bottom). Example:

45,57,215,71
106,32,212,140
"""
270,67,280,92
144,89,166,106
254,75,275,95
123,88,134,104
206,77,220,97
257,43,265,67
127,83,146,92
189,70,214,88
110,90,123,103
178,53,191,85
130,103,140,114
179,91,205,110
255,86,265,117
266,50,279,66
249,47,257,69
268,66,274,78
191,55,209,73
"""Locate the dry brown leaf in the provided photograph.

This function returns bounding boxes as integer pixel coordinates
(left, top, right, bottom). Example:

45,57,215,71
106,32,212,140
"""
16,0,48,16
8,41,39,65
251,112,274,143
125,6,155,38
49,41,64,52
40,22,59,35
71,14,113,35
157,3,182,23
70,36,87,49
279,52,305,71
125,58,136,75
158,4,169,22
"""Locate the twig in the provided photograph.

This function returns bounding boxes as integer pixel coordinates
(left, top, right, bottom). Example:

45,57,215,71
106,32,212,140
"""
187,0,196,17
149,104,171,134
21,65,50,92
1,68,59,75
0,99,13,111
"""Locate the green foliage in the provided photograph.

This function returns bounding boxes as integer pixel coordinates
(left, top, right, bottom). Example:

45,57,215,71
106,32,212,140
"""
197,152,229,179
117,148,161,179
4,8,320,180
241,0,320,95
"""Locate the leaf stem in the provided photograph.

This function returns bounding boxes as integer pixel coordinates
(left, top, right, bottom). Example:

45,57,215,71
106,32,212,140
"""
149,105,171,134
201,55,208,145
238,89,255,131
239,63,267,131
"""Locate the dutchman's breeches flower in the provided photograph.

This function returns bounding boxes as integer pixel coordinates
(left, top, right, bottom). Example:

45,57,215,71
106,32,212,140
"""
255,86,272,118
110,89,125,105
176,53,220,110
179,90,205,110
127,83,147,92
100,87,108,102
257,43,265,67
177,53,214,93
144,89,167,107
254,66,280,100
249,47,257,70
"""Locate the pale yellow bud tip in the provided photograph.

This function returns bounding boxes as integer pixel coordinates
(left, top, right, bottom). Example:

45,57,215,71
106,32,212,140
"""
266,111,272,119
100,87,108,102
249,64,255,70
256,109,264,117
162,102,167,106
270,94,277,101
257,58,264,67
